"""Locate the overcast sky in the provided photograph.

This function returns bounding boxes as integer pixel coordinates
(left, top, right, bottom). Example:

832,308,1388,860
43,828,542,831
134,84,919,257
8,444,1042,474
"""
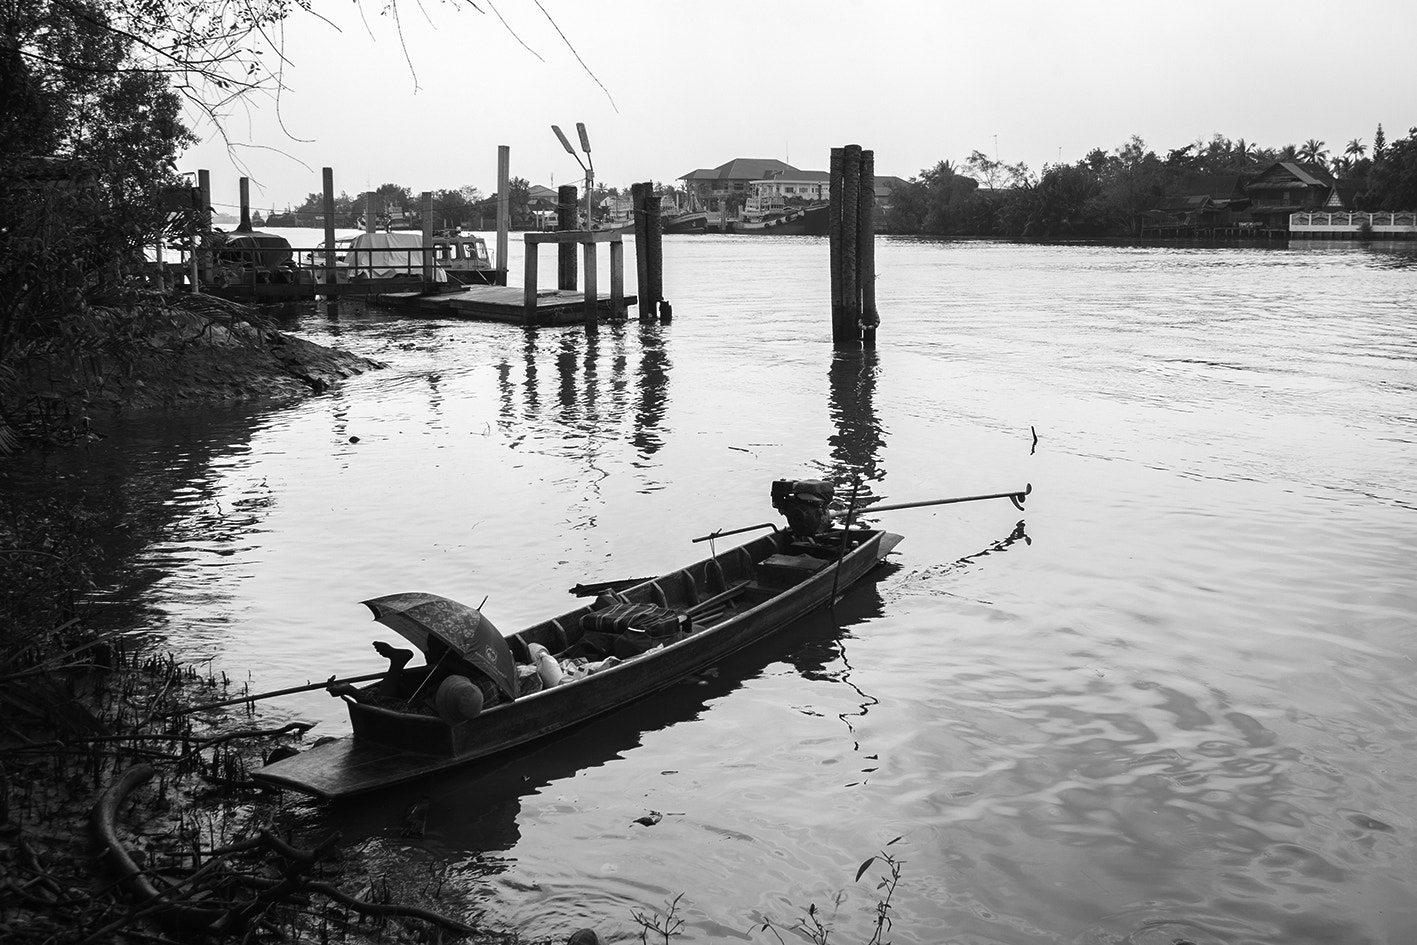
184,0,1417,214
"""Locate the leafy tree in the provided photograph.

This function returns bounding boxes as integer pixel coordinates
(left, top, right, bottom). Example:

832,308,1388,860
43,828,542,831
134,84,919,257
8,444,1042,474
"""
1373,124,1387,163
1,0,195,366
1365,127,1417,209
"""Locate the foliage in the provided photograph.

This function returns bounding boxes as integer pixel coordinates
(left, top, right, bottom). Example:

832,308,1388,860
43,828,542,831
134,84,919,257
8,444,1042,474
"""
756,839,904,945
0,0,197,371
1365,126,1417,210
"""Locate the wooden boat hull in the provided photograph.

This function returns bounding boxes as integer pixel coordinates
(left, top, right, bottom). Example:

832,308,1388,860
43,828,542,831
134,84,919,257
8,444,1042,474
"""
253,527,902,799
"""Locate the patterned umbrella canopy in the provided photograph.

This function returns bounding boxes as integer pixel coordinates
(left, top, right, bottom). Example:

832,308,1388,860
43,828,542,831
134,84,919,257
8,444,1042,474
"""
361,592,516,699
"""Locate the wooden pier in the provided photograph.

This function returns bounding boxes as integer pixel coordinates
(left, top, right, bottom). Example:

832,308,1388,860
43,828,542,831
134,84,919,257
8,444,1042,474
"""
373,284,634,326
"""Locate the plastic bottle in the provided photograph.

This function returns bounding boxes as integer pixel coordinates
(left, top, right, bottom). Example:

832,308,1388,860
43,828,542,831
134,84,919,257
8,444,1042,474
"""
528,643,564,687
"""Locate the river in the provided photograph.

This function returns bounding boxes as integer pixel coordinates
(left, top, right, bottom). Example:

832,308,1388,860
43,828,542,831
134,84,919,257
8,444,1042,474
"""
14,234,1417,944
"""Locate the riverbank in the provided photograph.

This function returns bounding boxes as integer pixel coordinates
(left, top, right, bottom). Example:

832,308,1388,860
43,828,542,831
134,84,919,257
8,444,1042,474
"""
1,292,383,449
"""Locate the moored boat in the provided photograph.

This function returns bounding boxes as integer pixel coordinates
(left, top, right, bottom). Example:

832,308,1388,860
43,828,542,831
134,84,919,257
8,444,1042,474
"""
253,480,903,800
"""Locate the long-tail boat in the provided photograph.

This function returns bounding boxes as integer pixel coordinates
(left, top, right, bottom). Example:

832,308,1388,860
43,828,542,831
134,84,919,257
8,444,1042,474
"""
253,480,903,800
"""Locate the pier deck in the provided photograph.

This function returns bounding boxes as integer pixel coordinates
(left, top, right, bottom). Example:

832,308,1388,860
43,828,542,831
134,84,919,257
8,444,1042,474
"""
375,285,635,325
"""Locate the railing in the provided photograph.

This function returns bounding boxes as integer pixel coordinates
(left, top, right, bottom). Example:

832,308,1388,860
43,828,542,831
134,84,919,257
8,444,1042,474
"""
1290,211,1417,232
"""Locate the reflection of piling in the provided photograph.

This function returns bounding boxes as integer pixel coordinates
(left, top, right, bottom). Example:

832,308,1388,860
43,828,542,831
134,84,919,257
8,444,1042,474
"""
828,144,878,348
557,184,578,290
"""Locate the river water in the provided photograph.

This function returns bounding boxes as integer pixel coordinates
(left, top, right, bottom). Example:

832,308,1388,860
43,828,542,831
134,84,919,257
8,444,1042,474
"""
16,234,1417,943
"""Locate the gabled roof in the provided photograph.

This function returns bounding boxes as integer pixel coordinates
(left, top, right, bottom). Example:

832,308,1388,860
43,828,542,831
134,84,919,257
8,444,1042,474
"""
680,158,798,182
1250,161,1335,189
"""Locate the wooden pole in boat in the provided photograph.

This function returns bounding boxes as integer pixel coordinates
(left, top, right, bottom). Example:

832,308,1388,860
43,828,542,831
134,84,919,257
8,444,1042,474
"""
841,144,862,347
631,182,651,320
496,145,511,287
238,177,251,230
154,671,388,719
421,190,434,286
858,149,878,347
828,149,844,344
321,167,337,307
646,185,666,321
197,169,212,289
557,184,578,290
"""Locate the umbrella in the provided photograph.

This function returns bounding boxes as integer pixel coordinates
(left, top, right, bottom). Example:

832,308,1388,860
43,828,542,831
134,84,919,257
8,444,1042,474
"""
361,592,516,699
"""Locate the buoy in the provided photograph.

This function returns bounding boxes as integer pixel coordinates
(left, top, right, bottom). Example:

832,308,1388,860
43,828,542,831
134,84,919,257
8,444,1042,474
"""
434,675,484,723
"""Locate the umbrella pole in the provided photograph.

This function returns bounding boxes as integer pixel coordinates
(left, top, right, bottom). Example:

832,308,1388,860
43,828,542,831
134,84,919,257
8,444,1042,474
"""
408,651,450,703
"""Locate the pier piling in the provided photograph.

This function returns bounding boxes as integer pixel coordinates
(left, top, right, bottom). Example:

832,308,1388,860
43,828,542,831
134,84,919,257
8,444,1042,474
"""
197,169,212,288
496,145,510,287
238,177,251,231
828,144,878,348
645,186,665,321
421,190,434,285
321,167,338,312
558,184,578,290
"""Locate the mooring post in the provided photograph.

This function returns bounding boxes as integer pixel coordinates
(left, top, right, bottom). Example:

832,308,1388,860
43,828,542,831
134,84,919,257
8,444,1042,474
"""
364,193,375,234
842,145,862,347
523,240,538,324
197,168,212,289
496,145,511,287
828,149,844,344
321,167,337,305
646,188,665,321
421,190,434,286
238,177,251,231
631,182,651,321
610,238,625,318
858,149,878,347
583,238,599,335
557,184,578,290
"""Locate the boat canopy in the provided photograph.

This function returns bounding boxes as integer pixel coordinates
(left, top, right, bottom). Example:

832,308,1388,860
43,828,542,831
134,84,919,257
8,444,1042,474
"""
348,232,448,281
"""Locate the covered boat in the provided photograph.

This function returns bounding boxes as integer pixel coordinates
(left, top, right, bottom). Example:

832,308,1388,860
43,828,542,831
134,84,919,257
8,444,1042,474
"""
254,480,903,799
345,231,448,282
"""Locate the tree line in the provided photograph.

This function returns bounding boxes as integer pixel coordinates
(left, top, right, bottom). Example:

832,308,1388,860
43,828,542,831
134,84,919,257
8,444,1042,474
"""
883,127,1417,239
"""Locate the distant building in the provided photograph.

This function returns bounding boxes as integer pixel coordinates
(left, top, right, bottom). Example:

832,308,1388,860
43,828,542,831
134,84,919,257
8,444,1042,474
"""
683,157,906,215
1244,161,1334,228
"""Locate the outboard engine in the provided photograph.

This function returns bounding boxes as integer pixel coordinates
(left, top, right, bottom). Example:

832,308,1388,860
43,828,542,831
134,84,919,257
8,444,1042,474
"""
771,479,836,539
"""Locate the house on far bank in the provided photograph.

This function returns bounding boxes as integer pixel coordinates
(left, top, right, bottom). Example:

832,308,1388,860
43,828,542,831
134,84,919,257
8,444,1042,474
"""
682,157,909,217
1244,161,1335,229
681,158,797,213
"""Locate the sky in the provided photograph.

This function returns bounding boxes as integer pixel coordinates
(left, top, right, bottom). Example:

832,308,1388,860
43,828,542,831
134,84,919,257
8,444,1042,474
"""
183,0,1417,215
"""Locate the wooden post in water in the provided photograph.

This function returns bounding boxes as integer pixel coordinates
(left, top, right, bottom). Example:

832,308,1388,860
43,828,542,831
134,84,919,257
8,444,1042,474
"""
582,238,599,335
645,185,665,321
496,145,510,287
841,144,862,347
197,169,212,290
364,193,375,234
858,149,878,347
828,149,844,343
421,190,434,286
557,184,578,290
631,182,651,321
238,177,251,231
321,167,337,305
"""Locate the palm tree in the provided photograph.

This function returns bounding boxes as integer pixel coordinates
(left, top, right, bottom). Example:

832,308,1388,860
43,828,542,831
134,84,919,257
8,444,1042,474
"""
1279,143,1299,161
1298,139,1329,163
1345,138,1366,160
1232,138,1256,166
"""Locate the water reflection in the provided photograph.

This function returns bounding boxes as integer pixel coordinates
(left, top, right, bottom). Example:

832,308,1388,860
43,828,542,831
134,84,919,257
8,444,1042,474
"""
495,323,670,465
826,348,886,504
